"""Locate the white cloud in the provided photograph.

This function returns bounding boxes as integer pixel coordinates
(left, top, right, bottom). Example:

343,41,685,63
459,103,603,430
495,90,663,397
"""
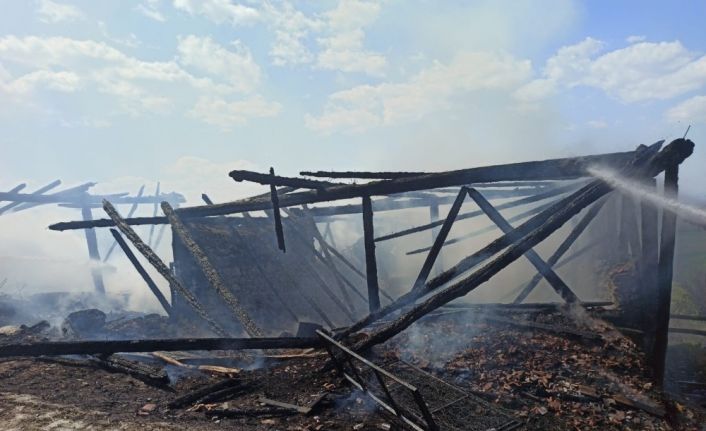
37,0,84,23
189,96,281,130
626,35,646,44
0,35,280,128
173,0,259,25
666,95,706,124
316,0,386,76
307,51,531,133
262,2,321,66
136,0,166,22
517,37,706,104
177,35,261,93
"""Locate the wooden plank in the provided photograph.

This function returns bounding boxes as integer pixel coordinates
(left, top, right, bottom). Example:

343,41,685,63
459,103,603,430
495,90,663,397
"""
109,228,172,315
102,199,228,336
362,195,380,312
162,201,263,337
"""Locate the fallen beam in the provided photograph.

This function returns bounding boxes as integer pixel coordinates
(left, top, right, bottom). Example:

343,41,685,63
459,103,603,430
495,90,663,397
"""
102,200,227,336
103,185,146,261
50,151,636,231
162,201,263,337
109,228,172,316
0,337,323,358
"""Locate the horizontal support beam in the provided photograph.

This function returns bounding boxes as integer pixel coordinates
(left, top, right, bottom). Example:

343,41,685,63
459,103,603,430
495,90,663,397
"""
0,337,324,358
0,191,185,205
50,151,636,231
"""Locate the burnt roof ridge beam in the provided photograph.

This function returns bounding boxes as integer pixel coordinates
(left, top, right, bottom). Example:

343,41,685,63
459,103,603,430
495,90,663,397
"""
50,150,638,231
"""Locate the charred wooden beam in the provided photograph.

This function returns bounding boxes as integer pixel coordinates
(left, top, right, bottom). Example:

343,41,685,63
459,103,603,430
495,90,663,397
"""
0,337,323,358
428,201,444,273
81,207,106,295
362,195,380,313
269,168,286,252
412,188,468,291
669,328,706,337
349,140,692,350
652,164,679,385
513,198,607,303
104,185,146,262
300,170,425,179
406,199,556,255
467,188,579,303
50,151,637,231
109,228,172,315
162,201,263,337
102,200,227,336
639,179,659,332
376,183,576,242
231,169,341,189
95,354,170,387
0,180,61,214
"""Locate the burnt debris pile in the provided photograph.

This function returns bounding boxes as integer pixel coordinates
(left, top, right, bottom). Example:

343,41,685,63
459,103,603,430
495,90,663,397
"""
2,138,706,429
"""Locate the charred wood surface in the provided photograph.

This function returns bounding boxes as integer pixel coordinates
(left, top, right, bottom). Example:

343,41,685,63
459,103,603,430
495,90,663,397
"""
362,195,380,313
0,337,323,358
162,201,263,337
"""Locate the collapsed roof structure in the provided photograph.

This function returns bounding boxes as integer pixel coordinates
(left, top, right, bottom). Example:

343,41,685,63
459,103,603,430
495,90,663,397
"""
2,137,704,429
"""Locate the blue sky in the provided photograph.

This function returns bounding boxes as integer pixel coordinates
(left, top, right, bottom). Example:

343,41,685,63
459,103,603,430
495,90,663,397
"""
1,0,704,195
0,1,705,302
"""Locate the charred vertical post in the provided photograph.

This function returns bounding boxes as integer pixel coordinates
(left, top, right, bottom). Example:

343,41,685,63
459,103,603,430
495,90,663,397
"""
81,207,106,295
270,167,286,252
362,195,380,312
653,165,679,385
639,179,659,336
148,182,160,247
109,228,172,315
